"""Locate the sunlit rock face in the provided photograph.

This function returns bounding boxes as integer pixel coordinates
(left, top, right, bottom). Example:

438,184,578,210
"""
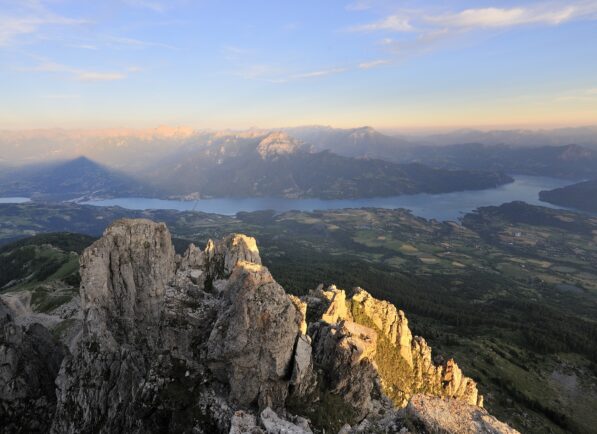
0,218,515,433
308,285,483,410
257,131,303,159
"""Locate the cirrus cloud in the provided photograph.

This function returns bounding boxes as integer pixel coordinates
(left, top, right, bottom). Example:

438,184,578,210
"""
348,14,413,32
424,5,581,29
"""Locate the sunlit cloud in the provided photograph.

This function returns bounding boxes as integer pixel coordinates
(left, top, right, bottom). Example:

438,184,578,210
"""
350,1,597,35
348,15,413,32
76,71,127,81
424,5,580,29
19,60,137,82
291,67,348,79
555,87,597,102
348,1,597,68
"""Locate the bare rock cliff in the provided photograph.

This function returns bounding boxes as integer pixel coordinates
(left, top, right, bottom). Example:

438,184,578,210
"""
0,219,517,434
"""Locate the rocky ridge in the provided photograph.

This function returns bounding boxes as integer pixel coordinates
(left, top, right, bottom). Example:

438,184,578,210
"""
0,219,517,433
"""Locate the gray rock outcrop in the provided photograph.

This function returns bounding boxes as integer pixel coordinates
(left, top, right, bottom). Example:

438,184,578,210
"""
404,394,519,434
207,261,302,410
0,299,66,433
0,218,517,434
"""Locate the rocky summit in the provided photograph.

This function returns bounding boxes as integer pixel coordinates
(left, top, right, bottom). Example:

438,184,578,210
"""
0,219,518,433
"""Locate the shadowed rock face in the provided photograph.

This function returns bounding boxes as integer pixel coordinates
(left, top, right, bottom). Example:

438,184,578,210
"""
0,299,66,433
1,219,517,434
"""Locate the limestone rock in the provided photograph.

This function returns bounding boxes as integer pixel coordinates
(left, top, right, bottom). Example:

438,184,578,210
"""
79,219,175,345
289,334,316,398
404,394,520,434
311,320,378,417
260,407,312,434
0,299,66,434
2,218,514,434
180,242,205,270
204,234,261,280
289,294,308,335
207,261,302,410
229,410,264,434
52,219,228,433
320,286,349,324
351,288,413,366
309,286,483,412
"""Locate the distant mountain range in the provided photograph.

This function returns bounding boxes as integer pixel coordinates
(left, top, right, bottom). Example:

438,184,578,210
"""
414,125,597,148
144,132,512,199
540,179,597,213
2,125,596,202
0,133,512,201
0,157,152,201
3,125,597,168
282,125,414,159
395,143,597,179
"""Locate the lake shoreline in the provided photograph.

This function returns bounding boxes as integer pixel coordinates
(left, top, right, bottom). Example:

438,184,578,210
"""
75,175,577,222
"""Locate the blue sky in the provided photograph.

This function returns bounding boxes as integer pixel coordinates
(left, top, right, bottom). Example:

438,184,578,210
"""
1,0,597,130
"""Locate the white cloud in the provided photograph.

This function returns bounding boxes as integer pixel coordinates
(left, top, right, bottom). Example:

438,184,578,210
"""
105,35,178,50
22,61,72,73
349,14,413,32
358,59,390,69
19,59,137,82
554,87,597,102
76,71,127,81
348,1,597,66
291,67,348,79
349,1,597,37
424,5,581,29
0,14,86,46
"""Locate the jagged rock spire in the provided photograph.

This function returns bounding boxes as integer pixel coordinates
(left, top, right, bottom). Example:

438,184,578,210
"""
0,219,517,434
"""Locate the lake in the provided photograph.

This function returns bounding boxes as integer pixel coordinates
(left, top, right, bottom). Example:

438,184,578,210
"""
81,175,577,221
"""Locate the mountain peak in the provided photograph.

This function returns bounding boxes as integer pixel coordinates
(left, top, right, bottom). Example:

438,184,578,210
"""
559,143,593,160
45,219,516,433
257,131,303,158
